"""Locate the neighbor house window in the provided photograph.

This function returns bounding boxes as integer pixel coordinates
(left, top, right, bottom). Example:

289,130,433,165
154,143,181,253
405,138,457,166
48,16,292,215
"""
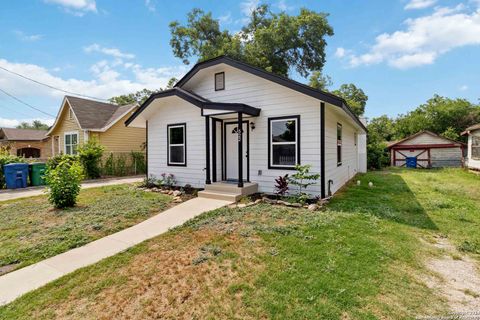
472,136,480,160
168,123,186,166
337,123,342,166
215,72,225,91
268,116,300,169
64,132,78,155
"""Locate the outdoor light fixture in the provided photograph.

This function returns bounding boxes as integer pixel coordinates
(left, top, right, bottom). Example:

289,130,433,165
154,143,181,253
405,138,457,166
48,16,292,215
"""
250,122,256,130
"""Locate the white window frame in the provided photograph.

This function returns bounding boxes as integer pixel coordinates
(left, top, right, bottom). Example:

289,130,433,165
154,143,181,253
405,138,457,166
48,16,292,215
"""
64,131,79,155
269,117,299,169
472,136,480,160
167,124,186,166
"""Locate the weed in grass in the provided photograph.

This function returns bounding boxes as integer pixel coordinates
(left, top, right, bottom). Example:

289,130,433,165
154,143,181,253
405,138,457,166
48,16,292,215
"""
458,241,480,254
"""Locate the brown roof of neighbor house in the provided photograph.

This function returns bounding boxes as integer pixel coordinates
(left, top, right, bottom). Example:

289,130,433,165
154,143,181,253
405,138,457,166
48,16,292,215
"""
387,130,465,149
65,96,136,130
0,128,48,141
461,123,480,136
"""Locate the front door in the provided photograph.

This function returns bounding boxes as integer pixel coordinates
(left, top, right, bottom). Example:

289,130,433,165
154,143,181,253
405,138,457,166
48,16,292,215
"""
225,122,248,181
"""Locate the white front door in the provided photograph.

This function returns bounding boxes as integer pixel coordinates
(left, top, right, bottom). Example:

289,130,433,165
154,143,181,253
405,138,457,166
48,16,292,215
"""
225,122,248,181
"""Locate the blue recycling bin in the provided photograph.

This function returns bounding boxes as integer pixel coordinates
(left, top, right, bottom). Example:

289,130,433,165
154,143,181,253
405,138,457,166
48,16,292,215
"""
3,163,29,189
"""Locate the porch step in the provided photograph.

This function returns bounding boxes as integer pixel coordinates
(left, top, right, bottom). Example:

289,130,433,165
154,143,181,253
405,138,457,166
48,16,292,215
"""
205,182,258,195
197,190,242,202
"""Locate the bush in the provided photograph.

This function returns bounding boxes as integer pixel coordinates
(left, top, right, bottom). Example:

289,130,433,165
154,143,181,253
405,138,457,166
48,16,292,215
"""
367,140,390,170
115,154,127,176
46,154,79,170
130,151,146,174
44,159,84,208
78,139,104,179
274,174,289,197
158,173,176,188
288,164,320,204
0,147,26,188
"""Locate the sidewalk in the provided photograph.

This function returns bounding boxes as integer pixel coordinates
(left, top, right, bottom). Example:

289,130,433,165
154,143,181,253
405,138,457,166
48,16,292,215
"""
0,197,231,306
0,176,144,202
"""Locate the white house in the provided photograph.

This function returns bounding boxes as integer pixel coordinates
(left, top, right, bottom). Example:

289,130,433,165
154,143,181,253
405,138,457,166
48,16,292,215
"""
461,124,480,171
126,56,367,200
387,131,465,168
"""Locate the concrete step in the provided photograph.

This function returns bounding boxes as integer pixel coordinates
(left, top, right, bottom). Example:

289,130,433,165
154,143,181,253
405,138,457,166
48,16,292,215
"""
197,190,241,202
205,182,258,195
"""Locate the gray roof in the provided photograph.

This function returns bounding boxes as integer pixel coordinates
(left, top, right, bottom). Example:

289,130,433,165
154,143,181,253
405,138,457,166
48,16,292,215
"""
66,96,135,130
0,128,48,141
465,124,480,132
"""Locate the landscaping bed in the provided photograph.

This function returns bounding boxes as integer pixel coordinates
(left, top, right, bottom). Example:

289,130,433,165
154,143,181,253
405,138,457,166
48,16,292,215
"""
1,168,479,319
0,183,182,274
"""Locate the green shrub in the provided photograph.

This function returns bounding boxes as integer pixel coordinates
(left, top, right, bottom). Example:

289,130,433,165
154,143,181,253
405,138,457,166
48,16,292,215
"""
44,159,84,208
0,147,26,189
367,140,390,170
46,154,79,170
130,151,146,174
288,164,320,204
103,153,115,176
78,139,104,179
115,154,127,176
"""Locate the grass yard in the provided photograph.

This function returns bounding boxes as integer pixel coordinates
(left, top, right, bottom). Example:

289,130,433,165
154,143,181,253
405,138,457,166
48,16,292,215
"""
0,184,172,274
1,168,479,319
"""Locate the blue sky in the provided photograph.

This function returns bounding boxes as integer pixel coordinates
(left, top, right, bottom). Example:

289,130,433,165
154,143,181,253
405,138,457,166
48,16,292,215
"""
0,0,479,127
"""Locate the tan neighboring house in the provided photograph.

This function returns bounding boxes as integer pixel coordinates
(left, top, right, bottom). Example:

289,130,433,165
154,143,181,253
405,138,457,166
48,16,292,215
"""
47,96,145,156
0,128,51,159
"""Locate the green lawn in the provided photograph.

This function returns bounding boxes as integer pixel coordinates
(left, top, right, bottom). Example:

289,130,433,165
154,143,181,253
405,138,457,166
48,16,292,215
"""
0,184,172,273
0,168,479,319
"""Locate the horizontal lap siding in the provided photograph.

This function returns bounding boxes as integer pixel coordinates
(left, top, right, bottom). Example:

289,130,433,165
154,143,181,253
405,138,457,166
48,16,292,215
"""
467,134,480,169
148,100,206,188
403,133,452,145
49,101,84,155
324,107,359,194
98,111,145,153
430,147,463,167
186,65,322,195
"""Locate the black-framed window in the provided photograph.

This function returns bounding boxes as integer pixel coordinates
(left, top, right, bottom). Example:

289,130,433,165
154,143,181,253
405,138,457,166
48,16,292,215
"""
268,116,300,169
167,123,186,166
472,136,480,160
215,72,225,91
337,123,342,166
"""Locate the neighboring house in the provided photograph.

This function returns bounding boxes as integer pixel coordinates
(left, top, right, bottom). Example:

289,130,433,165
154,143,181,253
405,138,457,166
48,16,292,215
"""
47,96,145,156
126,56,367,199
461,124,480,171
388,131,465,168
0,128,51,159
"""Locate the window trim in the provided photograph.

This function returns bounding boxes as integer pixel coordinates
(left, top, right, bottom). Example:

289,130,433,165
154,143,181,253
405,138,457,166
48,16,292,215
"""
267,115,301,170
472,136,480,160
337,123,342,167
214,72,225,91
167,123,187,167
64,131,79,155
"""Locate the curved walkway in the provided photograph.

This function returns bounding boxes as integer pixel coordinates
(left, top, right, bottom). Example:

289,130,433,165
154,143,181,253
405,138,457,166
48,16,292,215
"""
0,197,231,306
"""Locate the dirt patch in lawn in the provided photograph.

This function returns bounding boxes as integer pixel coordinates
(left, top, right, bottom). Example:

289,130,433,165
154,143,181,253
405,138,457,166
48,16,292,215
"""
423,236,480,312
44,227,266,320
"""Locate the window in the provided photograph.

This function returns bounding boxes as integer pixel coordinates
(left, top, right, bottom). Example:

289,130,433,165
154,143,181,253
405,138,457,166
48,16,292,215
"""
64,132,78,155
268,116,300,169
168,123,186,166
472,136,480,160
337,123,342,166
214,72,225,91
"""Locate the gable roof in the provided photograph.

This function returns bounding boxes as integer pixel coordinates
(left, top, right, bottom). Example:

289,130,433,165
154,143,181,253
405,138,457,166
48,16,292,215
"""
174,56,367,132
47,96,138,135
461,123,480,136
0,128,48,141
387,130,465,149
125,87,261,126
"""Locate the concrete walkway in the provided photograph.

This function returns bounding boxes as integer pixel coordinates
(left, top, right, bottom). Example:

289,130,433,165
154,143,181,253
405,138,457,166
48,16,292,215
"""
0,176,143,202
0,197,231,305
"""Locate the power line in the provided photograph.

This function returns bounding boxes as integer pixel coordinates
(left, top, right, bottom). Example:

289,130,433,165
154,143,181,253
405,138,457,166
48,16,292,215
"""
0,87,55,117
0,103,34,118
0,65,109,102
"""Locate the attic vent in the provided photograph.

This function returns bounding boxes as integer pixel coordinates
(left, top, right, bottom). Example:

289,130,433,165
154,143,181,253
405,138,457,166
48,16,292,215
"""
69,108,73,120
215,72,225,91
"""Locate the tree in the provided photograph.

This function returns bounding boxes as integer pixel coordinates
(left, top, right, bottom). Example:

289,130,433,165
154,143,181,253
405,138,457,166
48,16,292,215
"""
308,71,332,91
332,84,368,117
169,6,334,77
368,115,396,142
16,120,49,130
109,77,179,106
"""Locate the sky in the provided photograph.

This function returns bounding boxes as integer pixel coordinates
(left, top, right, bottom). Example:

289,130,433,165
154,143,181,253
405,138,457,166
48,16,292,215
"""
0,0,479,127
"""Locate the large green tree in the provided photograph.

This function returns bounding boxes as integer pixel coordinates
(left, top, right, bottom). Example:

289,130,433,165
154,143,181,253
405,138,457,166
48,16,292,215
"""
169,5,334,77
16,120,49,130
109,78,178,106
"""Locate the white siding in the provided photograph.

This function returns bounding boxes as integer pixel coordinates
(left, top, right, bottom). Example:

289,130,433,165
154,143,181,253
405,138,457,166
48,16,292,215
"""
148,98,206,188
467,132,480,170
403,132,452,145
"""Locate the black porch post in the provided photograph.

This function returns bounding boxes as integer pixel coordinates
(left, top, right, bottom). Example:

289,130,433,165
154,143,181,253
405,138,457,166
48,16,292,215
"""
205,116,211,184
237,112,243,187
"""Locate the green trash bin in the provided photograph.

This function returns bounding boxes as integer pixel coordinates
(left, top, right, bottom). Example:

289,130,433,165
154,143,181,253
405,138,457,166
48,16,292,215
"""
29,163,47,186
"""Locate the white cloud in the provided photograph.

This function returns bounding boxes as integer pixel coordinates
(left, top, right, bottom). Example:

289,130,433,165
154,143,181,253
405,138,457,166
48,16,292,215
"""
341,4,480,69
240,0,259,17
83,44,135,59
459,84,469,91
276,0,293,11
0,118,55,128
13,30,43,42
145,0,155,12
335,47,347,58
405,0,437,10
218,12,233,24
44,0,97,15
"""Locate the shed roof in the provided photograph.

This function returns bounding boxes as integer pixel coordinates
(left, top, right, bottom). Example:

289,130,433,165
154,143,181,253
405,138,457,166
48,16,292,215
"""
461,123,480,136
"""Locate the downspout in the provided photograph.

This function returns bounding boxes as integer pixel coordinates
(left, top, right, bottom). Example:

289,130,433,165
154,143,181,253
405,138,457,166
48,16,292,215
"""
145,120,148,178
320,102,326,199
